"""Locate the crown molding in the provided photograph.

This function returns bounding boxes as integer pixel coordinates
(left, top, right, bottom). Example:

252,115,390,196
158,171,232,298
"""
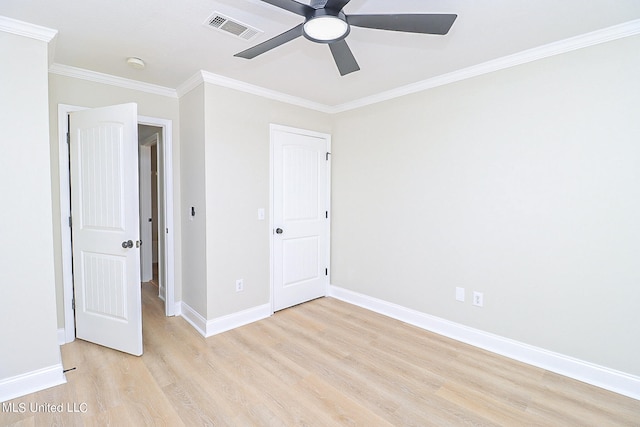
176,71,205,98
48,63,178,98
200,70,333,113
43,18,640,113
0,15,57,42
332,18,640,113
178,70,333,114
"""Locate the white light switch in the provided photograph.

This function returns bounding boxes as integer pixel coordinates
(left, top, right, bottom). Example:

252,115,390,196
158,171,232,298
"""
455,287,465,302
258,208,265,220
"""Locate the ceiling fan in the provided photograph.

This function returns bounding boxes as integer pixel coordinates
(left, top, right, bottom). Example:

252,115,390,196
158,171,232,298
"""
234,0,457,76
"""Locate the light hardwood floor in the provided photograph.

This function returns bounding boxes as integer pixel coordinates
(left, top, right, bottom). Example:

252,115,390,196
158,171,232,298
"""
2,282,639,426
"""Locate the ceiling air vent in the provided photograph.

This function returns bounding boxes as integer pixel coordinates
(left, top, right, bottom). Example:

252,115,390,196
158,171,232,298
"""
205,12,262,41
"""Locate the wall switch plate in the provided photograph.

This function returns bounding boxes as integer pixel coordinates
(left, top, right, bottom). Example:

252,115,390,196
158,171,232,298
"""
473,291,484,307
455,287,465,302
236,279,244,292
258,208,265,220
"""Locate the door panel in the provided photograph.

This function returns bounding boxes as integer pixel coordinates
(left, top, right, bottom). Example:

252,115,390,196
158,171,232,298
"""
283,146,319,220
283,236,320,285
70,103,142,356
272,126,330,311
82,252,127,319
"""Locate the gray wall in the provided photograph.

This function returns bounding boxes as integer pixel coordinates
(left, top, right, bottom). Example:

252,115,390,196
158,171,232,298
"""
179,83,208,316
331,35,640,376
202,83,332,319
179,82,332,321
0,31,61,380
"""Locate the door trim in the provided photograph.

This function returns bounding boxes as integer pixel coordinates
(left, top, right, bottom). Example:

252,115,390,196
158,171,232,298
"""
58,104,176,343
269,124,331,313
139,142,153,283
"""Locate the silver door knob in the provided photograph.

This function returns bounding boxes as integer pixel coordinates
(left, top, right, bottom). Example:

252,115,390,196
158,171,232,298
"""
122,240,134,248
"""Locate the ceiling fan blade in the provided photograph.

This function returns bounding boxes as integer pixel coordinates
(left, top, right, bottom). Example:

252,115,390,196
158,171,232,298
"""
328,40,360,76
324,0,352,12
347,14,457,35
259,0,314,16
235,24,304,59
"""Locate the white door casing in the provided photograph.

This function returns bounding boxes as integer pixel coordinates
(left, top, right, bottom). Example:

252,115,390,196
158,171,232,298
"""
137,118,175,317
70,103,143,356
139,144,153,282
271,125,331,311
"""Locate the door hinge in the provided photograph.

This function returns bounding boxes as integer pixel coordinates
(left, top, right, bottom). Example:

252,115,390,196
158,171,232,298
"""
325,268,328,276
71,297,75,311
326,152,331,161
68,216,72,227
325,211,328,219
66,132,70,145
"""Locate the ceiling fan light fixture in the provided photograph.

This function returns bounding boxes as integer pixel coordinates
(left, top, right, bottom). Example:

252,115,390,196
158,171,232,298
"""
304,15,349,43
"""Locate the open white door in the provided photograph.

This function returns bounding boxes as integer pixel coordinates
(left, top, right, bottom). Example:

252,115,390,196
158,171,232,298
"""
272,125,330,311
70,103,143,356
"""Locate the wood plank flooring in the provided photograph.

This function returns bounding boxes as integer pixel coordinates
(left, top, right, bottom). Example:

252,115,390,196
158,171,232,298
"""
2,282,639,426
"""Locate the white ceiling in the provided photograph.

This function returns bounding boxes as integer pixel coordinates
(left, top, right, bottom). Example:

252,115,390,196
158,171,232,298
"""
2,0,640,106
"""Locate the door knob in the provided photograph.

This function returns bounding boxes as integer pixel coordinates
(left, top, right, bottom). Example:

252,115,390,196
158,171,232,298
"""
275,228,283,234
122,240,134,248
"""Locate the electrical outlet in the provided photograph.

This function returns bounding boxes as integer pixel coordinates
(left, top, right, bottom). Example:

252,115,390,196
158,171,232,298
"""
235,279,244,292
455,287,465,302
473,291,483,307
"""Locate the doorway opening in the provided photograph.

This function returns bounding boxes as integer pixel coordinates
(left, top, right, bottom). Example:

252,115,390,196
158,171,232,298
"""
139,125,165,300
58,104,176,345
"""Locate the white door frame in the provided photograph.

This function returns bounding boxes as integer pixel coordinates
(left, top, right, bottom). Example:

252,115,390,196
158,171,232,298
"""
139,139,154,283
269,124,331,313
58,104,176,344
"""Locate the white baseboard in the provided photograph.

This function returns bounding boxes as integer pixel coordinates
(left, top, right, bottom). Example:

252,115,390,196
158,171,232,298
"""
57,328,66,345
178,301,271,338
179,301,207,336
0,364,66,403
328,285,640,401
204,303,271,337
